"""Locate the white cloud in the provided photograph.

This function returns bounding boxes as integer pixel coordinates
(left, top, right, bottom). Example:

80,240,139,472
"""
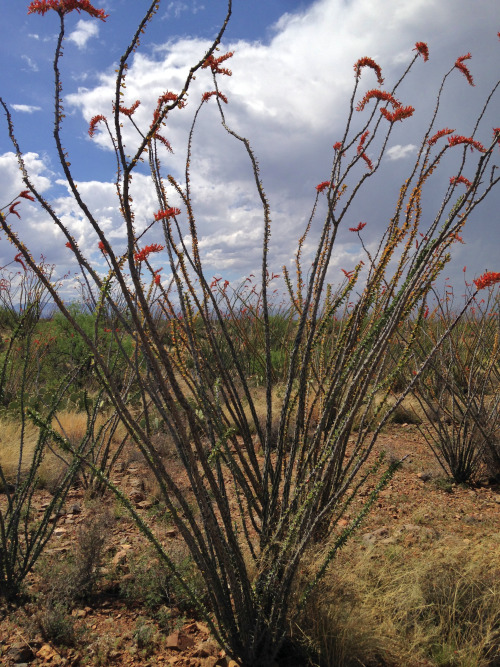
0,152,53,198
11,104,42,114
165,1,189,18
21,55,38,72
386,144,417,160
163,2,205,19
68,19,99,49
2,0,499,288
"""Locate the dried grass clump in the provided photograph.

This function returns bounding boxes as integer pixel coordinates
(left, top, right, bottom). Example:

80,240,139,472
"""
296,538,500,666
0,417,64,490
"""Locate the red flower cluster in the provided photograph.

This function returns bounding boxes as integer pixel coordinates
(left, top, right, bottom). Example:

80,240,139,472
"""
316,181,331,193
354,57,384,85
157,91,180,107
154,135,173,152
202,52,234,76
19,190,35,201
333,141,343,151
414,42,429,62
454,53,474,86
349,222,367,233
357,130,370,154
28,0,108,20
118,100,140,117
9,202,21,219
380,105,415,123
88,114,106,137
360,152,373,170
202,91,228,104
447,135,485,152
450,175,472,188
356,89,399,112
14,253,27,271
428,127,455,146
154,208,181,221
98,241,108,254
65,241,73,249
473,271,500,290
493,127,500,147
134,243,164,263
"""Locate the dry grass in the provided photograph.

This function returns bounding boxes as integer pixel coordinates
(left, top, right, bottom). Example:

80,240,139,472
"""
52,409,127,447
296,537,500,666
0,410,128,491
0,418,64,490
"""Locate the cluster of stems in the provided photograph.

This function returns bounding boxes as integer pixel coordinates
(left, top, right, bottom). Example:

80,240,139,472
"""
0,1,499,663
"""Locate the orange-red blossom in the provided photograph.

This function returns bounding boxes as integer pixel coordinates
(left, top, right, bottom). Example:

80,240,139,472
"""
134,243,164,263
202,52,234,76
455,53,474,86
154,208,180,221
473,272,500,290
354,57,384,85
27,0,108,20
380,105,415,123
448,135,485,152
349,222,367,233
316,181,331,193
414,42,429,62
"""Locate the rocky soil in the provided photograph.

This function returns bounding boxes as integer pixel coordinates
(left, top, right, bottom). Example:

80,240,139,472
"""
1,424,499,666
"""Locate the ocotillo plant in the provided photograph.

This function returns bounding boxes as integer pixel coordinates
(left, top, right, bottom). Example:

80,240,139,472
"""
405,282,500,483
1,1,500,664
0,262,85,601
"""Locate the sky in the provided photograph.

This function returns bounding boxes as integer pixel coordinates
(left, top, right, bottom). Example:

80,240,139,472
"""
0,0,499,303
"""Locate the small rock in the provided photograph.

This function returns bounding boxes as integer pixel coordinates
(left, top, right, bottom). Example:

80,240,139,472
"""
165,528,177,538
112,550,128,567
137,499,153,510
37,644,60,662
193,641,219,658
195,622,210,635
200,658,218,667
165,631,195,651
7,643,34,663
362,526,389,544
70,503,81,514
166,631,181,650
129,490,145,504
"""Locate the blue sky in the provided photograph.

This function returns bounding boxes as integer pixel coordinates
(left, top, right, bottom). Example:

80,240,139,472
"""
1,0,498,299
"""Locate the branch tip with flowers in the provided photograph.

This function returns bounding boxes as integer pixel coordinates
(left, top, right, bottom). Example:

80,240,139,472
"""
27,0,109,20
414,41,429,62
473,271,500,290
